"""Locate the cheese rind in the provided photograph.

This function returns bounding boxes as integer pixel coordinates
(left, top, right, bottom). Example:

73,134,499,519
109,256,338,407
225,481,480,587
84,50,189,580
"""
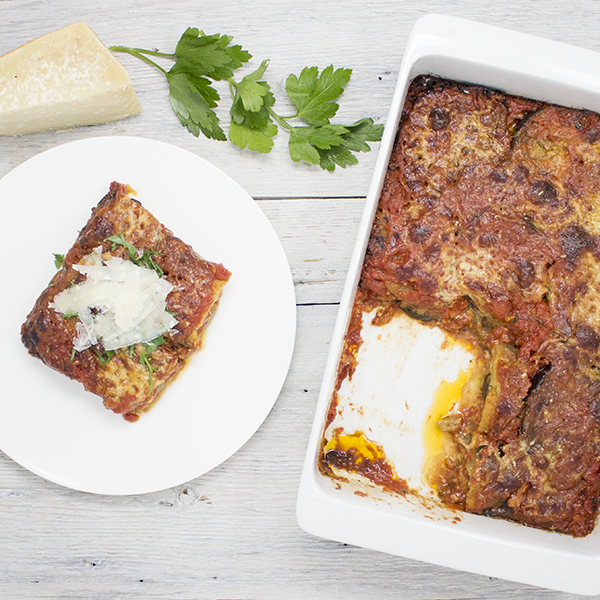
0,22,142,135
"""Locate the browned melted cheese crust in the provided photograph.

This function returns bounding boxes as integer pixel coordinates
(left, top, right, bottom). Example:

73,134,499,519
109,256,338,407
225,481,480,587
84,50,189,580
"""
322,76,600,537
21,182,231,422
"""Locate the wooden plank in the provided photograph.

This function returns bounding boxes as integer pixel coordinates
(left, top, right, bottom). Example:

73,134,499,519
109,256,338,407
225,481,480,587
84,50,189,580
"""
258,197,365,305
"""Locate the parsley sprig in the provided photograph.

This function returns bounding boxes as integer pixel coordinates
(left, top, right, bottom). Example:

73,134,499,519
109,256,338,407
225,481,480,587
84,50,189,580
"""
110,28,383,171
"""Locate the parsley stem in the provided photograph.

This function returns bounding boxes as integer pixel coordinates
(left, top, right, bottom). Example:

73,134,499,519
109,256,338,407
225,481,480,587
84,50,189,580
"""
228,74,297,131
110,46,171,75
227,78,237,101
110,45,176,59
267,107,293,131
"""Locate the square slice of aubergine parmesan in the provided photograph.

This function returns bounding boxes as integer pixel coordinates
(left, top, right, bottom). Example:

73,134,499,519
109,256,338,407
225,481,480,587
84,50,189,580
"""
21,182,231,422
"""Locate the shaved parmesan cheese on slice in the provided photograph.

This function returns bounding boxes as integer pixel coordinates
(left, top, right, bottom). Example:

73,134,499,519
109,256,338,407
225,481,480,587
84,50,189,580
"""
50,249,177,352
0,22,141,135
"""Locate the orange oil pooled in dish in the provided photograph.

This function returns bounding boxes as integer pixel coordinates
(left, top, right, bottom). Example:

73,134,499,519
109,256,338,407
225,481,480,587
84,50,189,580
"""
324,431,385,462
422,367,471,464
323,430,408,494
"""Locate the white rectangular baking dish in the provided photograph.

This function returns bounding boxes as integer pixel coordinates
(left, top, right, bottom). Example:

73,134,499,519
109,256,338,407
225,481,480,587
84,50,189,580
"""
296,14,600,596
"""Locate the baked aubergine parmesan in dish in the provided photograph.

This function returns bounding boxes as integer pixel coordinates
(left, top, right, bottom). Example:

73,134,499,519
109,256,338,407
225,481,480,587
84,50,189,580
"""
320,76,600,537
21,182,231,422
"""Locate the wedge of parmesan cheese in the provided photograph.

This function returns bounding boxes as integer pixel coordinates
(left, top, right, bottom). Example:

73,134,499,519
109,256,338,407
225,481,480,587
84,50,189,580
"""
0,22,142,135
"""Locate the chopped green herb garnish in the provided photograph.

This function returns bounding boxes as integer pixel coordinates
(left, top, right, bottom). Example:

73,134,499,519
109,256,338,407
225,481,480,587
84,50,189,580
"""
138,248,164,277
91,336,167,394
105,233,164,277
53,253,65,269
138,335,167,394
105,232,138,258
94,348,116,366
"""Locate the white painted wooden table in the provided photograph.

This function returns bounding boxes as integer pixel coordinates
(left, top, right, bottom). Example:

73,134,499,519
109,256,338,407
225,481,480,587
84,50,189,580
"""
1,1,599,598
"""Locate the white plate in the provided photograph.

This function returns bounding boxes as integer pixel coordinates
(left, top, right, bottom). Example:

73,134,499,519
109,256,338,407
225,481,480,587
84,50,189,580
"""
297,14,600,597
0,136,296,495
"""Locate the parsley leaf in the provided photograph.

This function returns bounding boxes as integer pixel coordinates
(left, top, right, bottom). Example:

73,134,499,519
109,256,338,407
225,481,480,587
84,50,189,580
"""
229,60,278,153
289,125,348,165
111,30,383,170
286,65,351,126
339,117,385,152
315,145,359,172
231,60,271,112
165,29,252,139
229,120,278,154
288,118,384,171
167,72,226,140
280,69,384,169
171,29,251,80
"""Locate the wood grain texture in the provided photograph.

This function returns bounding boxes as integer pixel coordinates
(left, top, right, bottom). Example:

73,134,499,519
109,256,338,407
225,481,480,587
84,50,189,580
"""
1,1,600,598
260,197,365,305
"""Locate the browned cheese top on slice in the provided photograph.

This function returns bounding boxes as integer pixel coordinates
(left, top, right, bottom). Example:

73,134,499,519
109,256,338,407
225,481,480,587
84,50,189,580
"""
21,182,231,421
